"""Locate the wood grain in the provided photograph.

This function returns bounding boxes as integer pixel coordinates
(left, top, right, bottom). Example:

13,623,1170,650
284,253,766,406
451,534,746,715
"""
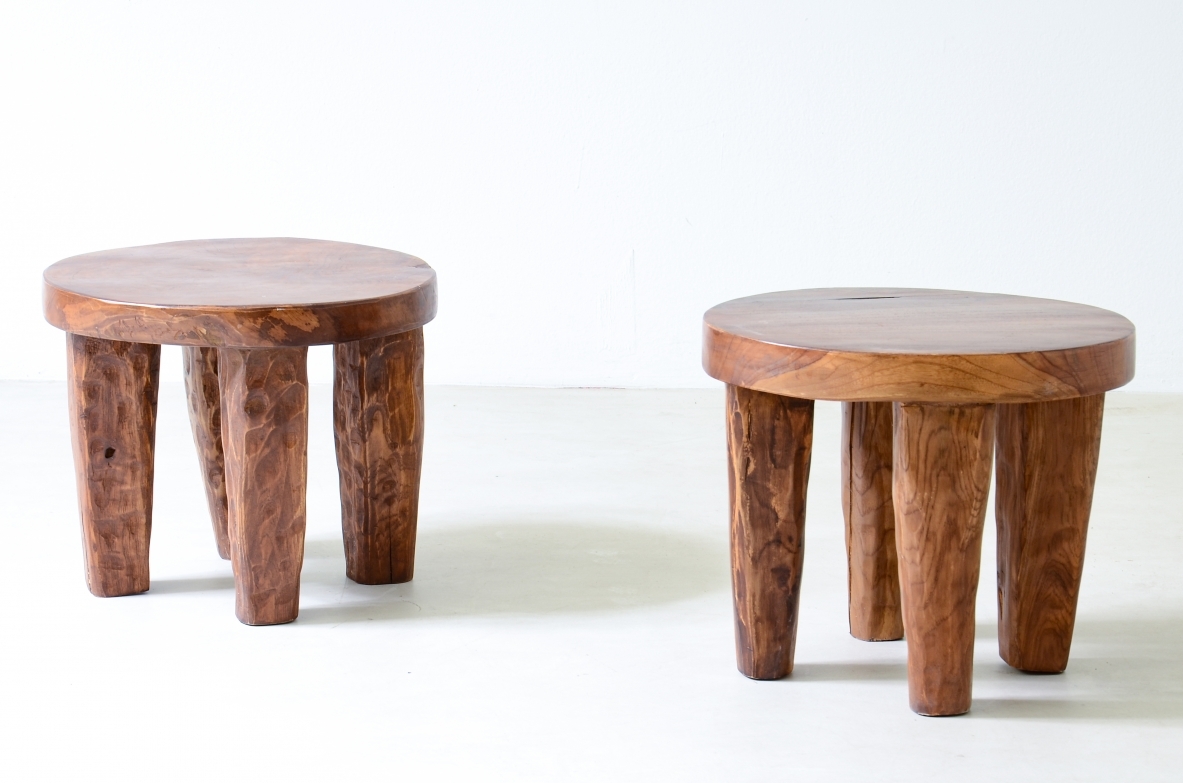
43,238,436,347
333,328,425,585
705,288,1133,715
219,346,309,626
183,346,230,560
842,401,903,641
44,238,437,624
995,394,1104,673
66,335,160,597
893,402,995,716
704,289,1135,403
727,384,814,680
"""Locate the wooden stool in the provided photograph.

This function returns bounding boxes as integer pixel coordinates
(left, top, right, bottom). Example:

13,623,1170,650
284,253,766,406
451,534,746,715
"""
43,238,436,626
702,288,1135,716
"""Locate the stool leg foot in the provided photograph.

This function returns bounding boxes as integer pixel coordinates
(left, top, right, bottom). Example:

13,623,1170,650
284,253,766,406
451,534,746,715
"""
726,385,814,680
66,334,160,597
66,333,159,598
219,347,309,626
183,346,230,560
842,401,903,641
333,329,425,585
893,402,994,716
996,395,1104,673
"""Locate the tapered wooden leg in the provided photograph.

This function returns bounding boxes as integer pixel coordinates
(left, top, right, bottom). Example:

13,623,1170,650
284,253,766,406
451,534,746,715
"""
219,347,309,626
727,384,814,680
183,346,230,560
333,329,425,585
995,394,1104,673
66,334,160,597
893,402,994,716
842,401,903,641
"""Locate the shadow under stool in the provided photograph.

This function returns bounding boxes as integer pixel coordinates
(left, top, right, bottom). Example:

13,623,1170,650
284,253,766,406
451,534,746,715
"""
43,237,436,625
702,287,1135,716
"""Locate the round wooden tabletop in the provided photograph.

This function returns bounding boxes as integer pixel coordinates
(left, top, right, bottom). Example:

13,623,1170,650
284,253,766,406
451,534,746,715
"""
43,238,436,347
703,288,1135,403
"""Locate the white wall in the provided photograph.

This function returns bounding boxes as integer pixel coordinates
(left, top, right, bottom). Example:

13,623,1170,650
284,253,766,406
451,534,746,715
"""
2,2,1179,388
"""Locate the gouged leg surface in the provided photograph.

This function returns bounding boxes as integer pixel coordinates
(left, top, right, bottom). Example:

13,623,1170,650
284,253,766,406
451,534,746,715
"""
893,402,994,716
333,328,425,585
66,334,160,597
727,385,814,680
219,347,309,626
183,346,230,560
996,394,1104,673
842,401,903,641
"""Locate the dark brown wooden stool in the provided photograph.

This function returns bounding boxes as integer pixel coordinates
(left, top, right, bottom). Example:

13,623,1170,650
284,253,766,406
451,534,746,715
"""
43,238,436,626
702,288,1135,716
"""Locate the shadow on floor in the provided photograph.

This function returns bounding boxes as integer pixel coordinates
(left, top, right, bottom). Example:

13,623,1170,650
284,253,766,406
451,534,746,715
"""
789,662,907,682
969,615,1183,722
304,539,346,559
763,617,1183,722
149,575,235,594
296,519,726,624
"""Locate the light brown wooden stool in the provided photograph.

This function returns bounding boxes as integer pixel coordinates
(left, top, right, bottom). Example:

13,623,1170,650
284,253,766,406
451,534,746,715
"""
703,288,1135,716
43,238,436,626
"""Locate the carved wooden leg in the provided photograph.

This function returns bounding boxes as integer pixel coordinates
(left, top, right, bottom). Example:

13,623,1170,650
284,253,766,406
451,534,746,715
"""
66,334,160,597
333,328,425,585
842,401,903,641
727,384,814,680
183,346,230,560
218,347,309,625
995,394,1104,673
893,402,994,716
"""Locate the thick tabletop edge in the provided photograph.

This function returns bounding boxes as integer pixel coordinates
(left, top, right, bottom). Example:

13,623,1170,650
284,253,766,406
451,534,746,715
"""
43,272,438,348
702,321,1136,403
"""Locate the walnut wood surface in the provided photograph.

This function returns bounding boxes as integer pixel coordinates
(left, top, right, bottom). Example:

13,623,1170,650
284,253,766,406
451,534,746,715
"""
842,401,903,642
183,346,230,560
333,329,425,585
66,335,160,597
704,289,1135,403
727,384,814,680
996,395,1104,673
43,238,437,347
893,402,995,716
219,347,309,625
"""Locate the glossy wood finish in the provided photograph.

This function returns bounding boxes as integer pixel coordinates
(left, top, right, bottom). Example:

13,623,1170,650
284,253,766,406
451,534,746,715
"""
183,346,230,560
43,238,436,347
66,335,160,597
704,289,1135,403
705,287,1133,715
842,401,903,642
996,395,1104,673
726,384,814,680
219,347,309,626
45,238,438,624
893,402,995,716
334,329,425,585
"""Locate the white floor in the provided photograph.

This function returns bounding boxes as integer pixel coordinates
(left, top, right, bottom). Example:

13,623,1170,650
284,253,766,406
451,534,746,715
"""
1,379,1181,781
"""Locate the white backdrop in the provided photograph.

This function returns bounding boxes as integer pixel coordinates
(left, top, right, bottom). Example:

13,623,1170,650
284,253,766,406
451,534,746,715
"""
2,2,1179,388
